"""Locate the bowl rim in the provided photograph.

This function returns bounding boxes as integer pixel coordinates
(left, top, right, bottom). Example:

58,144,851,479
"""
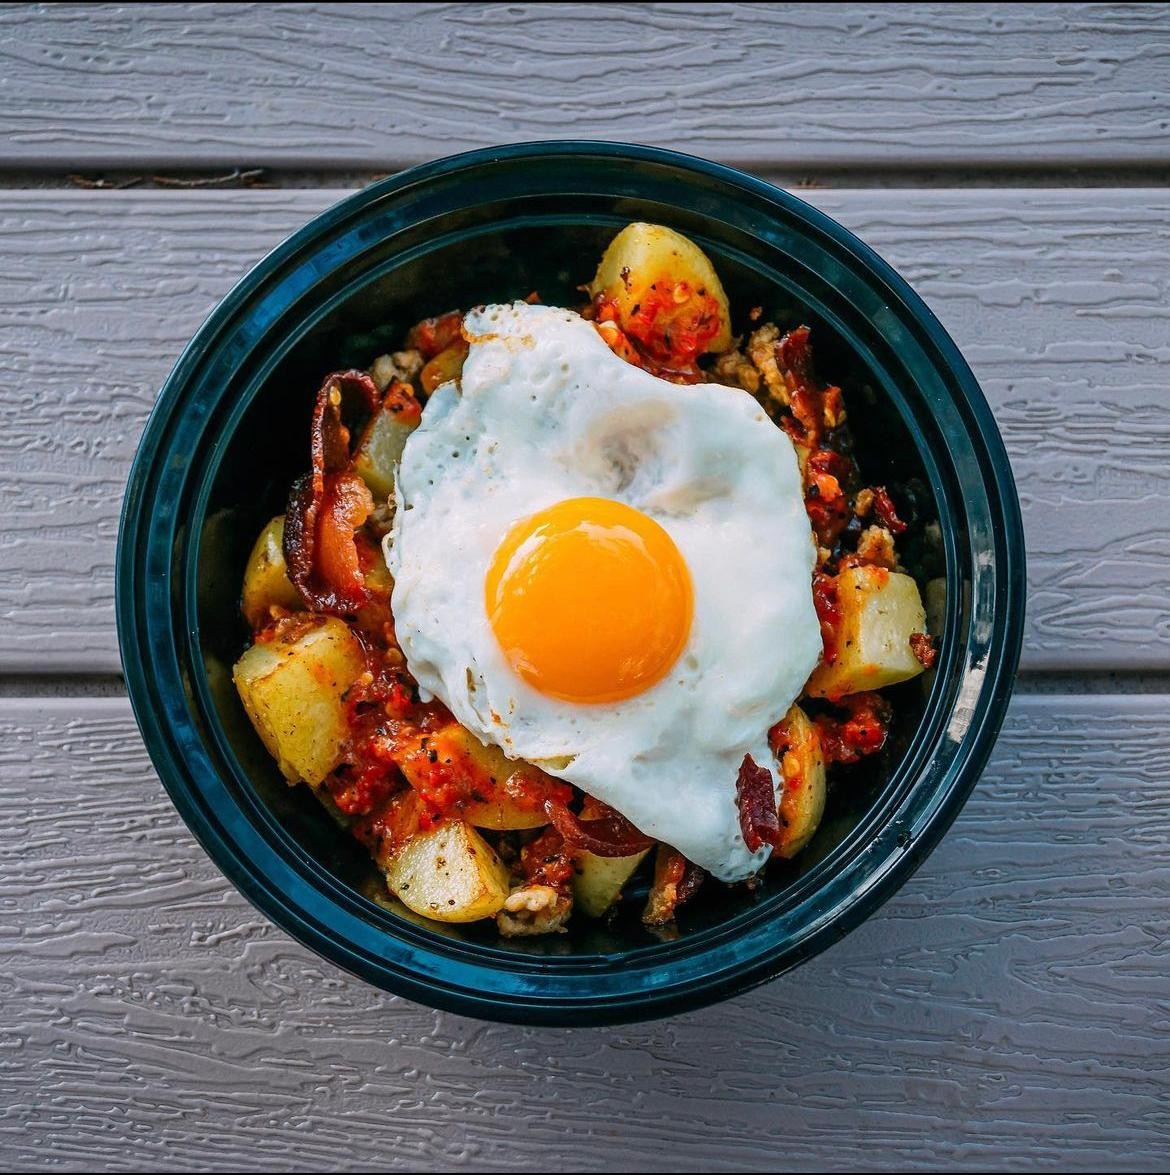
117,140,1026,1025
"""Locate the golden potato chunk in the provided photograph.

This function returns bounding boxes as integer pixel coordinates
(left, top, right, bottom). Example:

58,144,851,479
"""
384,820,511,923
419,342,468,396
588,222,732,356
806,566,929,699
571,849,649,919
240,515,302,629
232,615,366,785
771,704,827,859
352,390,421,502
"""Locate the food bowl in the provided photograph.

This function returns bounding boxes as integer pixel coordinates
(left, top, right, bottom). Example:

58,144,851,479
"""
117,142,1025,1025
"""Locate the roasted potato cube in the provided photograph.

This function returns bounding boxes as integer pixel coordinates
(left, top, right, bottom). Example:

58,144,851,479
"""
419,342,468,395
588,222,732,356
571,848,649,919
806,566,929,699
772,704,826,859
463,794,549,832
232,616,366,785
352,384,422,502
241,515,303,629
384,820,511,923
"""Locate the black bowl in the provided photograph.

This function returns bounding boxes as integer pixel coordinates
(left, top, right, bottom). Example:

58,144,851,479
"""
117,142,1025,1025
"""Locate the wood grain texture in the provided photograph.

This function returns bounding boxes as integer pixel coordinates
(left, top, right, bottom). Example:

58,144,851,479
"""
3,3,1170,170
1,188,1168,672
0,694,1166,1172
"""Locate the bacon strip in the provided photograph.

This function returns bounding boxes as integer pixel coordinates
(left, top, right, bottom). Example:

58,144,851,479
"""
775,326,845,446
543,799,656,858
643,844,705,926
910,632,938,668
871,486,909,535
284,370,381,614
736,753,781,854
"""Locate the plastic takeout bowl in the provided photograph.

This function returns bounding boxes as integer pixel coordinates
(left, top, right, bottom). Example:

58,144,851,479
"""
117,142,1025,1025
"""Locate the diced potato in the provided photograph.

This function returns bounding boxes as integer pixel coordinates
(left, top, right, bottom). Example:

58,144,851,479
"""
395,722,552,831
571,849,648,919
352,393,421,502
232,615,366,785
240,515,302,629
384,820,511,923
771,704,826,859
419,342,468,395
924,575,947,639
806,565,928,699
463,795,549,832
588,222,732,355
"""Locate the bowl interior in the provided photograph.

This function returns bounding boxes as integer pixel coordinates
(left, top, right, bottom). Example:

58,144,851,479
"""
194,209,952,955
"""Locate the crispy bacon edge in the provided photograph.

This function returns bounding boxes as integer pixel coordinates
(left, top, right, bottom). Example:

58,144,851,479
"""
736,753,781,854
543,799,656,858
284,369,381,614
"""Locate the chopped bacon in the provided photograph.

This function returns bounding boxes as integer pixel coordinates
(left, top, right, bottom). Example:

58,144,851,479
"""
774,326,845,446
871,486,908,535
284,370,380,614
812,570,842,666
519,827,574,891
735,753,781,854
803,448,854,548
543,799,655,858
813,693,893,766
910,631,938,668
643,845,705,925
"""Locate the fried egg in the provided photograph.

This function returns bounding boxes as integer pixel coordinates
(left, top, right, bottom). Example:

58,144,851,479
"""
385,302,821,881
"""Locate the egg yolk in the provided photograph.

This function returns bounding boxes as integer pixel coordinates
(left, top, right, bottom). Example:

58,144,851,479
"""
485,496,693,704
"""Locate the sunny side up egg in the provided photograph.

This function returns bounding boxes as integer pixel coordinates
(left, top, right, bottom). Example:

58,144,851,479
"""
384,302,823,882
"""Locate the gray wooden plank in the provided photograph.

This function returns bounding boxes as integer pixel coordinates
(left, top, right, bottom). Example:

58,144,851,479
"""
0,693,1166,1171
2,3,1170,171
2,188,1168,673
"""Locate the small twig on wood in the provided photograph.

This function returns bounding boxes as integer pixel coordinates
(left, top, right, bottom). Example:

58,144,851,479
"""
67,174,144,190
150,168,268,189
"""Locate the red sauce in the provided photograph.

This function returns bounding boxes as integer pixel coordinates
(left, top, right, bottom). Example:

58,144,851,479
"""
622,279,722,368
813,693,892,766
406,310,464,359
587,281,721,383
325,651,448,819
801,447,855,548
774,326,844,448
520,827,574,890
381,378,423,425
812,571,842,666
871,486,908,535
350,789,423,865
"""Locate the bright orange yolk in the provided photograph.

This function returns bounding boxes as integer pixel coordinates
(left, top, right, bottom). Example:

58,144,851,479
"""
485,496,693,704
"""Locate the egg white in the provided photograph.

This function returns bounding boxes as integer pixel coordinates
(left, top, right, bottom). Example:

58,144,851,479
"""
385,302,822,882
